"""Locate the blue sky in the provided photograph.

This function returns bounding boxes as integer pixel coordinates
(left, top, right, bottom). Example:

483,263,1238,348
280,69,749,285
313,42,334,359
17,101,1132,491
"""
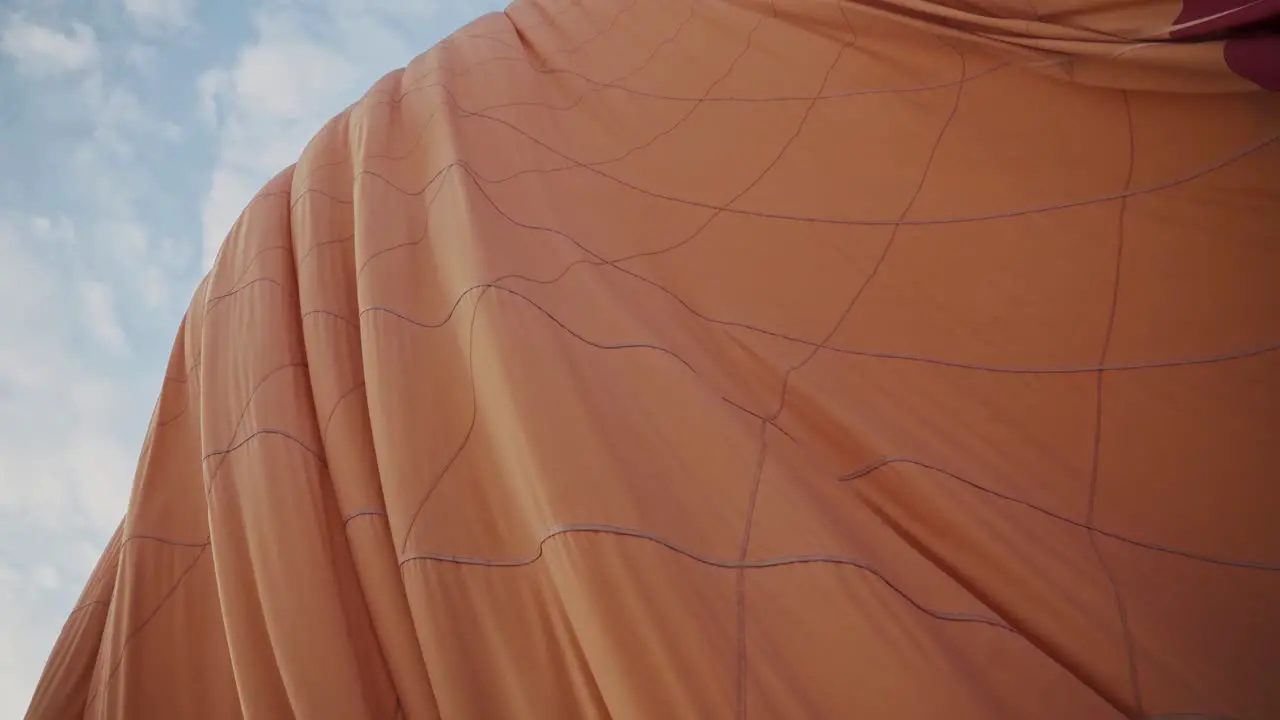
0,0,507,712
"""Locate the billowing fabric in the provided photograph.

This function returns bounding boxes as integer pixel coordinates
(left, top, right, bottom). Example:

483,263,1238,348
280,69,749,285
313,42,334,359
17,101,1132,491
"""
27,0,1279,718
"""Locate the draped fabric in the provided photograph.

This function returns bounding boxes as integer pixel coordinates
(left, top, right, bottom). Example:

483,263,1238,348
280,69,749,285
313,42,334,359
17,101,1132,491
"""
28,0,1279,717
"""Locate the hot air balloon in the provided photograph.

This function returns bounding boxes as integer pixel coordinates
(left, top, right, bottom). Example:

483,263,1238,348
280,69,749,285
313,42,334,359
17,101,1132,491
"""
28,0,1278,717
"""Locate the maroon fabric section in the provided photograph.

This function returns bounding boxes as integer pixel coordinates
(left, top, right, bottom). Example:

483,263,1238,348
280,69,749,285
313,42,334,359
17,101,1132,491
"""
1172,0,1280,89
1174,0,1276,28
1224,34,1280,88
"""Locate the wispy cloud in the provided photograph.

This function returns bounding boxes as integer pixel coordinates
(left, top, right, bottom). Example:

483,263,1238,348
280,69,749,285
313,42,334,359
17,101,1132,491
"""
0,210,140,717
0,7,186,714
79,280,130,355
0,15,100,76
198,4,364,267
124,42,158,71
123,0,195,35
195,66,228,126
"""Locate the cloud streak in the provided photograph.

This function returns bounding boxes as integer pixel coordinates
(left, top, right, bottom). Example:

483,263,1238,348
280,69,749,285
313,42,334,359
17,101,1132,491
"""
0,15,100,75
79,280,130,355
123,0,196,35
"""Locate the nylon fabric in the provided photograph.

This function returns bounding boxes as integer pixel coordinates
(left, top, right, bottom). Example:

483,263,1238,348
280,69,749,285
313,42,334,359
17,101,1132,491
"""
27,0,1280,717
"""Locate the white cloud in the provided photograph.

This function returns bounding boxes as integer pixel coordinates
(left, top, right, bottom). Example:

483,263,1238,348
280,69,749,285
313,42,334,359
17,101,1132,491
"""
196,67,228,127
55,82,185,314
0,561,53,720
0,213,138,532
122,0,194,34
232,38,355,122
198,16,359,266
124,43,158,72
99,220,186,310
31,565,59,592
66,426,137,531
0,213,141,716
89,85,145,151
0,215,64,394
0,539,117,718
0,15,99,76
79,280,129,355
85,216,179,312
29,215,76,253
140,263,169,307
202,164,262,267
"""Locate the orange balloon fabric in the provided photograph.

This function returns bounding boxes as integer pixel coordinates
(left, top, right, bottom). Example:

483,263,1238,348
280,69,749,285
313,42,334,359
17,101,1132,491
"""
27,0,1279,718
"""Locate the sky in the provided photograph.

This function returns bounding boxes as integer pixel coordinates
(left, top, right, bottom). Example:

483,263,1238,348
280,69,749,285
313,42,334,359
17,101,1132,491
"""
0,0,508,713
